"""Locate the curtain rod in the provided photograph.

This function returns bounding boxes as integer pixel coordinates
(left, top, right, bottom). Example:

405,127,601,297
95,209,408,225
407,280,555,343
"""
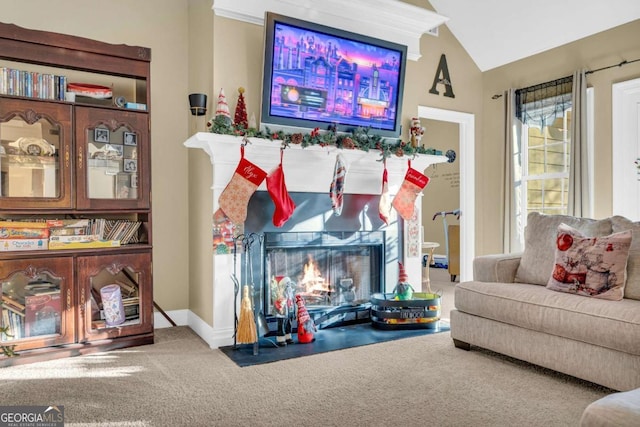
491,57,640,99
585,57,640,75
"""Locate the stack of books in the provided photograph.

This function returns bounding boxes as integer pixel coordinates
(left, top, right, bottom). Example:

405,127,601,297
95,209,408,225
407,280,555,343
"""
1,294,25,340
2,281,61,340
0,220,49,252
47,218,120,250
0,218,142,251
0,66,67,100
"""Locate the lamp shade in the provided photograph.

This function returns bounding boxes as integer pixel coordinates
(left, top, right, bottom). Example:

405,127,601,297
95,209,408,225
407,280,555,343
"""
189,93,207,116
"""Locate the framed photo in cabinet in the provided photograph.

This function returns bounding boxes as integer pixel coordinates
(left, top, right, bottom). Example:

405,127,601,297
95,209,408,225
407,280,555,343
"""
124,132,137,146
94,128,109,143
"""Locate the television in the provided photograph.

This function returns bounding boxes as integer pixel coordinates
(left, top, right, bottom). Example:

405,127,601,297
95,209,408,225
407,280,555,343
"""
260,12,408,139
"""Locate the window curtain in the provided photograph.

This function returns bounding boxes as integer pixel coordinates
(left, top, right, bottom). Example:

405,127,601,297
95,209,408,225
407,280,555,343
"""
515,76,572,128
502,88,523,253
568,69,590,217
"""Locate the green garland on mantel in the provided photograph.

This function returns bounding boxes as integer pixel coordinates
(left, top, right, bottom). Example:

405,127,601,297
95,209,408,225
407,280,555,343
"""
207,116,442,160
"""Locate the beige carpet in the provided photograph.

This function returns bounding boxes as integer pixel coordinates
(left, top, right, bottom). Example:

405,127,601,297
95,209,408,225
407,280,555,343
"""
0,320,612,426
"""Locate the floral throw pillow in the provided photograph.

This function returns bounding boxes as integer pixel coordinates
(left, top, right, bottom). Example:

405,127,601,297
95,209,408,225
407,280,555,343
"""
547,223,632,300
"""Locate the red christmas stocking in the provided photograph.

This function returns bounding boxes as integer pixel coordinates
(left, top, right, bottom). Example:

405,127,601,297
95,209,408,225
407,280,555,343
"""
330,154,347,216
378,162,391,225
266,150,296,227
392,160,430,221
216,145,267,224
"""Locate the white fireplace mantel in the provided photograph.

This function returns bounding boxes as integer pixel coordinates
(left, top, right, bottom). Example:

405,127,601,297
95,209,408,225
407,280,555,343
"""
184,132,448,194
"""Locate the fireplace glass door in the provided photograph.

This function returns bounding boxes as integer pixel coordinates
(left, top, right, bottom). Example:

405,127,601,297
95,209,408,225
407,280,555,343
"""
265,244,382,314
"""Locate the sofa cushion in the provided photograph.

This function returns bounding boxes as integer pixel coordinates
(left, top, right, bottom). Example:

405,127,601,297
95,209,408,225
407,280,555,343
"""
515,212,613,286
612,216,640,300
454,280,640,355
547,223,632,300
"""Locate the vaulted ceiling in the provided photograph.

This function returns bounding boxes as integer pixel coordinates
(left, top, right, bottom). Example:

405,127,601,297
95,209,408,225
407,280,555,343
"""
428,0,640,71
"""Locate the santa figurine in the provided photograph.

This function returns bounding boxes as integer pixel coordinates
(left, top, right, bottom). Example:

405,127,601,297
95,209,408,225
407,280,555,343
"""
270,276,296,346
409,117,425,148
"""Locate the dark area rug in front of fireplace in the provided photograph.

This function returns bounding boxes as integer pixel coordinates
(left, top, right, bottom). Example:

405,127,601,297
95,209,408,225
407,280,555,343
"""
219,321,450,367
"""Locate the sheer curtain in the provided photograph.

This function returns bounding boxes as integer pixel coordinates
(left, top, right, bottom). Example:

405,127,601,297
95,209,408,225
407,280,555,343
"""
568,69,590,217
502,88,523,253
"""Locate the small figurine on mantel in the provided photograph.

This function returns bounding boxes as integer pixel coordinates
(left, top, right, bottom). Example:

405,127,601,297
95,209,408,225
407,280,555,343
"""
409,117,425,149
393,262,414,301
207,88,233,133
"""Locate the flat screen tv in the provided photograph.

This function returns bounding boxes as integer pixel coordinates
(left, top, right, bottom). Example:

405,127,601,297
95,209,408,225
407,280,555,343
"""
260,12,407,139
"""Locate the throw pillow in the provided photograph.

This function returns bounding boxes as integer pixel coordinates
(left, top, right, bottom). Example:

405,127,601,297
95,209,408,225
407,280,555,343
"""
611,216,640,300
546,223,632,300
515,212,613,286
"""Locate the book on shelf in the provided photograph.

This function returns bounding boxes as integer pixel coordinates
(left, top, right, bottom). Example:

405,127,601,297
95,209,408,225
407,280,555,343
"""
49,234,102,243
0,220,50,229
50,227,90,236
48,239,120,250
2,309,23,340
2,294,25,311
24,291,61,337
46,218,91,228
125,102,147,111
0,238,48,251
0,227,50,239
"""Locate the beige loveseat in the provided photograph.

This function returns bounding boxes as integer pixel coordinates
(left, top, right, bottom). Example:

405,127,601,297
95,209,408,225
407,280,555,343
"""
450,212,640,391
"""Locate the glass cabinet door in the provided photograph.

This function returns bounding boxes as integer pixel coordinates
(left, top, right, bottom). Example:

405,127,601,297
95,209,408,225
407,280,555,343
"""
0,257,75,353
77,252,152,342
0,99,72,209
75,106,149,210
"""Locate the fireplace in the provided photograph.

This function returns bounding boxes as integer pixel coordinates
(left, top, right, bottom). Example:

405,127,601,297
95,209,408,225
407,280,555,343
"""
245,192,392,328
184,132,447,348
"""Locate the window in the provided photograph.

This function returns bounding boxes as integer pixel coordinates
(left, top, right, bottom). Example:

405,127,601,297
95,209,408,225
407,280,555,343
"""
521,108,572,217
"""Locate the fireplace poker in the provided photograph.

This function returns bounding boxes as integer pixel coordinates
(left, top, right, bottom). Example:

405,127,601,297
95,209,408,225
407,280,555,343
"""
231,234,243,349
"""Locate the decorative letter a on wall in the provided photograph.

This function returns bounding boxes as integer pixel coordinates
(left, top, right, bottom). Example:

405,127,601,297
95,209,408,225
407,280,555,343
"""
429,54,455,98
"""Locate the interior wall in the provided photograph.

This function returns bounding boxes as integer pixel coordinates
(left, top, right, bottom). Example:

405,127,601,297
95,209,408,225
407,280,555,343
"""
482,19,640,255
421,119,460,256
2,0,192,312
188,0,215,323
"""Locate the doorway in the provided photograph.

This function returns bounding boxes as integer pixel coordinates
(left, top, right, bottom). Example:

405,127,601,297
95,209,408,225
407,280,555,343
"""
612,78,640,217
417,106,475,282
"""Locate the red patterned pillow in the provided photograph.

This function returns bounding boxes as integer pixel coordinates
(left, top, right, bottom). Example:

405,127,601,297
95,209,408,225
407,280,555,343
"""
547,223,632,300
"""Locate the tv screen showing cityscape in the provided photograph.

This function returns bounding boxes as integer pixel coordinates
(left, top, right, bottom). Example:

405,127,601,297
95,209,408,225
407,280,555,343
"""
262,14,407,137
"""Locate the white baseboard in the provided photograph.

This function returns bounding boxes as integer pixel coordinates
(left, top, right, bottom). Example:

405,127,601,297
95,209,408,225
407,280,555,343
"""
153,309,234,349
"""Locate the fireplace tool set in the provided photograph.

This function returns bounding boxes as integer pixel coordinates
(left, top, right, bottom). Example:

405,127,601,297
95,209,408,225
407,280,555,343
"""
231,233,272,355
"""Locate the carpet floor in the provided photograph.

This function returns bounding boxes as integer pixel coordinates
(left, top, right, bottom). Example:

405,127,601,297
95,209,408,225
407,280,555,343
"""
0,325,613,426
221,321,450,367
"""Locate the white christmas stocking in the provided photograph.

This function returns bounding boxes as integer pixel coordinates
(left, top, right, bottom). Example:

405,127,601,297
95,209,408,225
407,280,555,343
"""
216,146,267,224
329,154,347,216
378,162,391,225
392,160,430,220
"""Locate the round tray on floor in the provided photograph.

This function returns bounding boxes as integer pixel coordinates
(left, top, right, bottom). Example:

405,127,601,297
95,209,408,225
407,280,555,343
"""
370,292,441,330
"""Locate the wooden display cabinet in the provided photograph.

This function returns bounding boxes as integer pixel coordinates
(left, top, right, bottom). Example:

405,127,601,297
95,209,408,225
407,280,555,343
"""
0,22,153,366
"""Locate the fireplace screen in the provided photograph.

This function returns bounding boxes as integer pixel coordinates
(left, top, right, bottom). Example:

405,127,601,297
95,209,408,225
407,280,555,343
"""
265,244,382,314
